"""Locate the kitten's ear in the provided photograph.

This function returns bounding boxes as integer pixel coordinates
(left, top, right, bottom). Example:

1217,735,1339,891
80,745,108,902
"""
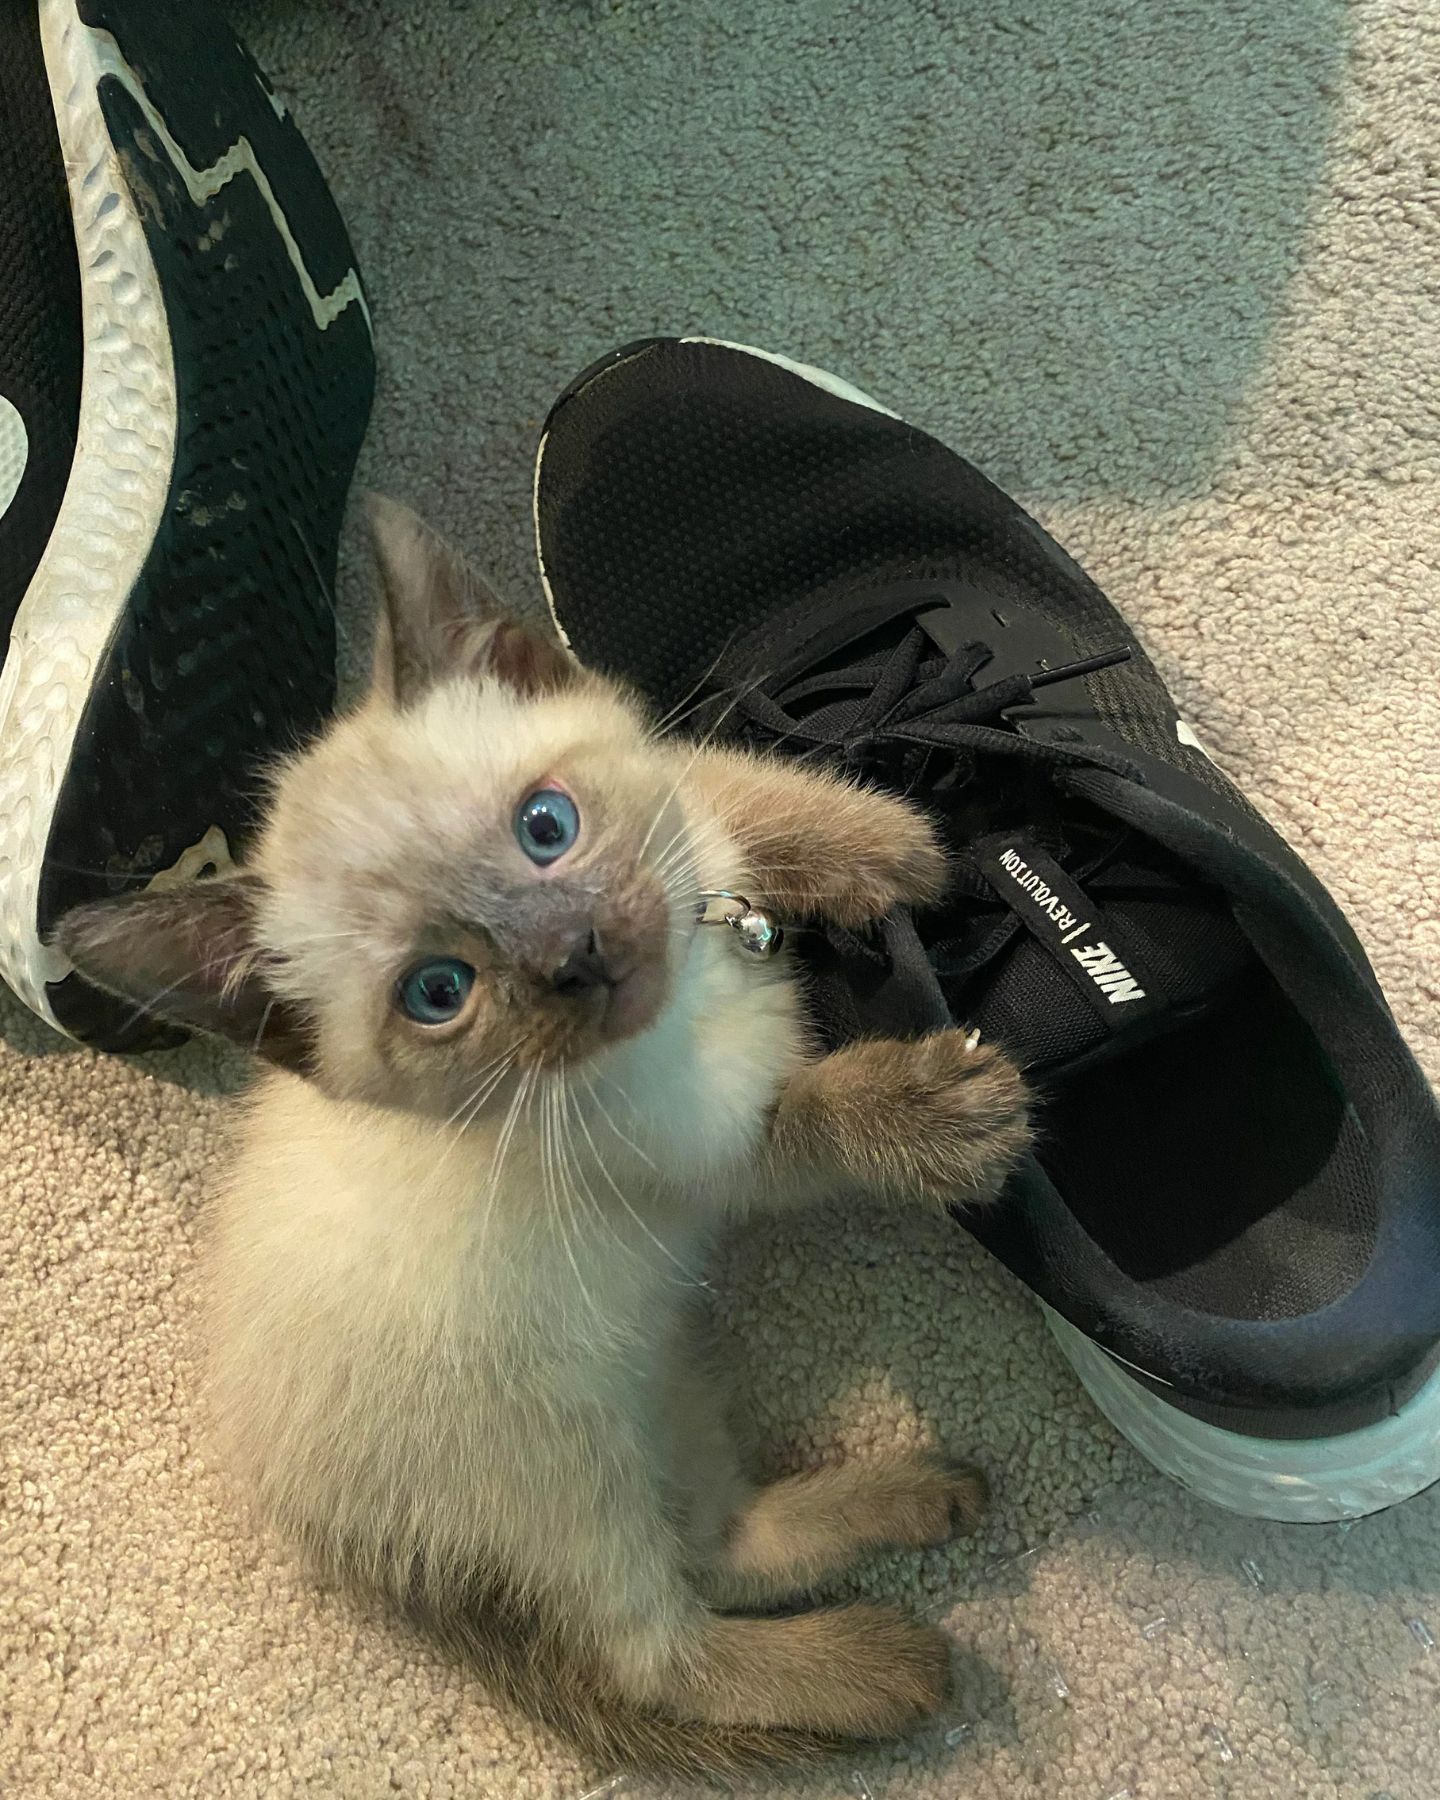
365,493,579,702
366,493,577,705
467,616,579,698
55,877,313,1071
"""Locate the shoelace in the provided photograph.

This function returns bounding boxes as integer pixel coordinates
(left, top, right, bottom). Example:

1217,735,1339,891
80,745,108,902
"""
698,618,1141,981
723,628,1135,780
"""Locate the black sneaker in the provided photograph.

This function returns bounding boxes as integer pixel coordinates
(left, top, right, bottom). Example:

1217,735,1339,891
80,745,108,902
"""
0,0,374,1047
534,336,1440,1521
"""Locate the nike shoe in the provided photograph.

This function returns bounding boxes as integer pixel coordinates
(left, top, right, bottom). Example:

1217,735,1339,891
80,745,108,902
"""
533,337,1440,1522
0,0,374,1047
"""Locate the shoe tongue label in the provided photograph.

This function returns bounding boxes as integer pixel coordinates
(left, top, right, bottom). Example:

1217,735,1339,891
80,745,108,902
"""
971,833,1166,1029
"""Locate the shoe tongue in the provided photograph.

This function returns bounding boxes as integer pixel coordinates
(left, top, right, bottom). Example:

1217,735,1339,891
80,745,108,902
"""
722,598,1251,1074
940,829,1252,1076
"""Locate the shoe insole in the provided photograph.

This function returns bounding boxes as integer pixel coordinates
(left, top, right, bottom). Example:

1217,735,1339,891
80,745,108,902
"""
1038,971,1377,1321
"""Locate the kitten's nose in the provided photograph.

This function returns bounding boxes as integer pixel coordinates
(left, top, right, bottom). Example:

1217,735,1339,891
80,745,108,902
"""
549,926,613,997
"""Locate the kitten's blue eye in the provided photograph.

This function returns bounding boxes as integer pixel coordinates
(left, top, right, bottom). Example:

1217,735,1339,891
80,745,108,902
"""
396,957,475,1025
515,787,580,865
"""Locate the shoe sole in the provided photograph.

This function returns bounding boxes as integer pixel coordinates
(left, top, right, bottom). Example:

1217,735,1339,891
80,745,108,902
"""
0,0,373,1047
1047,1307,1440,1521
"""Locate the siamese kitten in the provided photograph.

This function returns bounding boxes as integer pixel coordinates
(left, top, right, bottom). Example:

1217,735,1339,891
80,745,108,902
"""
60,499,1030,1776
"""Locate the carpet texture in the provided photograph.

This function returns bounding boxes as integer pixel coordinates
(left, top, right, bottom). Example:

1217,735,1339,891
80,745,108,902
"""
5,0,1440,1795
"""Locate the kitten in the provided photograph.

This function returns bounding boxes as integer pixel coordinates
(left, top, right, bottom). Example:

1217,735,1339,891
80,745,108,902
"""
59,498,1031,1776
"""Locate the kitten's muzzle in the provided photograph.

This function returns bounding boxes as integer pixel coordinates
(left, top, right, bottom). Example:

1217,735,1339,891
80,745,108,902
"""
542,919,661,1043
524,891,668,1050
549,926,615,997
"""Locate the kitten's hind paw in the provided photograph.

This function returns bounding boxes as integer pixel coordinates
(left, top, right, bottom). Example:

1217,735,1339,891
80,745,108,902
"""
859,1451,992,1551
922,1456,991,1543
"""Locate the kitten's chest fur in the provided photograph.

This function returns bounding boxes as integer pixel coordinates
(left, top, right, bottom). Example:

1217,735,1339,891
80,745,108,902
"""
206,933,803,1581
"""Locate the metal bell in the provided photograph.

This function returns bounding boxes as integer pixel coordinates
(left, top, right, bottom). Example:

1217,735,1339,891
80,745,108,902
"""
696,890,785,959
727,904,783,958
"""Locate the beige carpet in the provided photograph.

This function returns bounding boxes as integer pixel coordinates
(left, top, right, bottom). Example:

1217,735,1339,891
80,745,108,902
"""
6,0,1440,1794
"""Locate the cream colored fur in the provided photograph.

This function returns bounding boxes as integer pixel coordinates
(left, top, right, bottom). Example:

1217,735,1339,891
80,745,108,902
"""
211,762,803,1685
58,505,1027,1765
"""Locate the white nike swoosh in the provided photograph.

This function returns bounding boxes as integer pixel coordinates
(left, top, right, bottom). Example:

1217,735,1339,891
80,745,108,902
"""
0,394,29,524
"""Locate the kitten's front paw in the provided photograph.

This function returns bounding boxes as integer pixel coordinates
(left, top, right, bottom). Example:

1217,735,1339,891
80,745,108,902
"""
817,1032,1031,1204
816,806,949,928
893,1035,1031,1204
774,1031,1030,1205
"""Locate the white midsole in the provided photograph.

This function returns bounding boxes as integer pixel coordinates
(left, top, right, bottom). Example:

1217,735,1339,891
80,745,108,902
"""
1046,1305,1440,1522
533,421,566,648
0,0,179,1027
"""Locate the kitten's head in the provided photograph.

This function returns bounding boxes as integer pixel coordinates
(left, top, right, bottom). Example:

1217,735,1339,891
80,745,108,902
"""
58,499,706,1116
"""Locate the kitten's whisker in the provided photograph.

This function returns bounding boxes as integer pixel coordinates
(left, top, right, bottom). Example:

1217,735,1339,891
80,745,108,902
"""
635,671,770,867
454,1036,526,1106
445,1057,515,1137
463,1056,514,1103
555,1078,662,1282
658,857,698,899
24,853,179,884
644,628,743,740
541,1072,604,1329
287,514,352,651
661,881,700,924
653,810,714,882
583,1074,660,1174
637,662,777,887
654,847,699,905
575,1074,704,1285
487,1063,534,1208
636,785,689,871
653,653,775,747
250,998,277,1056
655,809,733,906
657,811,727,882
653,816,729,911
656,864,699,916
651,818,692,876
